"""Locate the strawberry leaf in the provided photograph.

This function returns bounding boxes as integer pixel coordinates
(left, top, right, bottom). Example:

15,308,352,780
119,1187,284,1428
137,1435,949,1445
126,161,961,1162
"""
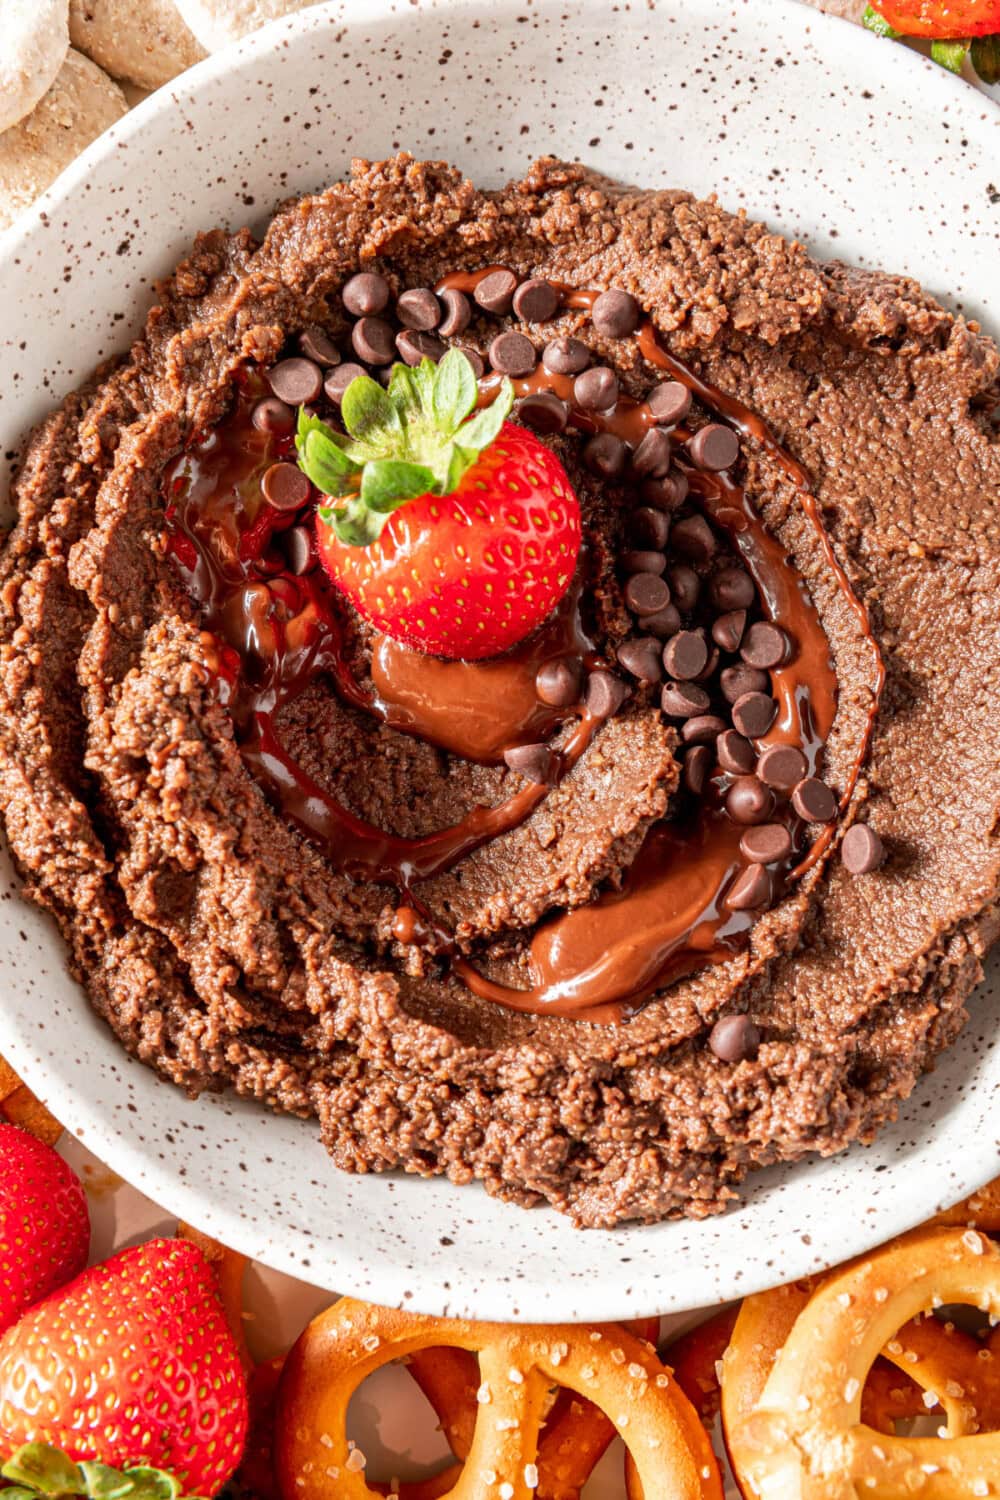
456,381,514,452
360,460,436,515
445,443,478,494
861,4,900,36
971,33,1000,80
120,1468,182,1500
432,348,478,434
325,494,385,547
78,1462,138,1499
341,376,403,445
299,428,362,497
930,36,970,69
2,1444,84,1495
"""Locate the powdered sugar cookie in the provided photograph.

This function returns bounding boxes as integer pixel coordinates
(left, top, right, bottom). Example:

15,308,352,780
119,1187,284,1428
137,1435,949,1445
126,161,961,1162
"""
69,0,206,90
0,50,127,233
0,0,70,134
172,0,321,52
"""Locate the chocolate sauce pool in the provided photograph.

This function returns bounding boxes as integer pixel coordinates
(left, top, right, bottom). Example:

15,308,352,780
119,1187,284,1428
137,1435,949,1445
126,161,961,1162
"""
164,278,884,1023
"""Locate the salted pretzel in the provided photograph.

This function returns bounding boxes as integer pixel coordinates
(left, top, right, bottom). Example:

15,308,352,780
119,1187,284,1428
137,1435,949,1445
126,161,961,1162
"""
934,1176,1000,1233
0,1053,62,1144
728,1226,1000,1500
275,1297,722,1500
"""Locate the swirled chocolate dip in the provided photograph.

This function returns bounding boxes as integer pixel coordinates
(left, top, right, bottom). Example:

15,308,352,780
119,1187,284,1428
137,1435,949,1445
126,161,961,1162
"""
2,156,998,1225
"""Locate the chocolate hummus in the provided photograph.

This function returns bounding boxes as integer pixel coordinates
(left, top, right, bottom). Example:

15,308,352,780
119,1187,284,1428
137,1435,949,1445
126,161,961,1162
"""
2,155,999,1226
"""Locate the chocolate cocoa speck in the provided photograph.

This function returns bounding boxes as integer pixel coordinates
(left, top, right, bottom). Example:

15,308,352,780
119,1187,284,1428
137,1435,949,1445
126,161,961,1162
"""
341,270,391,316
489,330,537,376
688,422,741,472
266,356,323,405
621,549,666,577
624,572,671,617
574,366,619,412
712,609,747,653
516,393,568,434
667,564,700,612
740,823,794,864
720,664,769,704
648,380,692,426
474,268,518,315
631,508,670,550
438,288,472,338
583,432,627,478
617,637,663,684
535,658,583,707
282,525,315,576
543,336,590,375
261,462,311,512
397,288,442,331
503,743,558,784
660,680,710,719
397,330,447,366
671,514,717,564
512,277,560,323
591,288,641,338
684,743,712,796
643,604,682,639
731,690,778,739
681,713,727,745
252,397,295,436
324,362,368,404
725,775,776,825
716,729,756,775
298,327,341,366
741,621,791,669
709,1014,761,1063
791,777,838,823
842,823,886,874
661,629,709,681
352,316,396,365
756,743,809,791
709,567,756,611
631,428,672,479
584,670,630,719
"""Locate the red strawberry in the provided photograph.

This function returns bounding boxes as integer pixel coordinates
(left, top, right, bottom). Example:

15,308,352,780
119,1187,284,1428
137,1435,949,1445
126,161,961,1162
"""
0,1124,89,1334
296,349,581,660
0,1238,248,1496
869,0,1000,35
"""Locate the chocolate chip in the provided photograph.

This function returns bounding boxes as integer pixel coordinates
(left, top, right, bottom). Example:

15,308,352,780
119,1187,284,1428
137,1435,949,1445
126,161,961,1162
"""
643,605,682,639
682,713,727,745
352,317,396,366
261,461,311,511
712,610,747,653
791,777,838,823
252,396,295,435
455,347,485,380
583,432,627,478
617,637,663,684
684,744,713,796
503,743,558,785
661,681,710,719
631,428,672,479
661,629,709,681
512,277,560,323
591,288,641,338
543,336,590,375
731,691,778,739
631,507,670,550
716,730,756,775
841,823,886,874
740,823,793,864
324,362,368,404
624,572,671,617
647,381,692,426
725,776,776,826
474,268,518,315
741,622,791,670
282,525,315,576
267,357,323,405
709,1013,761,1062
342,271,391,317
621,550,666,578
756,744,808,791
667,564,700,613
720,664,769,704
438,288,472,338
396,288,441,332
574,366,619,412
725,863,773,911
585,670,629,720
688,422,740,472
516,392,568,434
489,330,537,377
535,658,583,707
670,514,717,564
298,327,341,366
709,567,756,611
396,330,447,366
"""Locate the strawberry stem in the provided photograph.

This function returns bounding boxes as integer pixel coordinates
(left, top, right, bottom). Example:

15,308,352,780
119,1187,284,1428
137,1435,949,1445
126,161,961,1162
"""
0,1445,204,1500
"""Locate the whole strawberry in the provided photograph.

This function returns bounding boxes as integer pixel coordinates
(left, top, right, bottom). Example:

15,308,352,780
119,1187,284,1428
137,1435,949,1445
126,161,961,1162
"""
296,349,582,659
0,1239,248,1496
0,1124,89,1334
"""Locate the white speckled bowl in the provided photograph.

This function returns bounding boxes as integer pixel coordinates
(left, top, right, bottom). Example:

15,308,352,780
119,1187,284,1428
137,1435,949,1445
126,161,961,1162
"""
1,0,998,1321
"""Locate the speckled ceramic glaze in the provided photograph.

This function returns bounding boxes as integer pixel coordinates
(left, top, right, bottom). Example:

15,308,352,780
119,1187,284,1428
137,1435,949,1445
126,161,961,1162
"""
0,0,998,1321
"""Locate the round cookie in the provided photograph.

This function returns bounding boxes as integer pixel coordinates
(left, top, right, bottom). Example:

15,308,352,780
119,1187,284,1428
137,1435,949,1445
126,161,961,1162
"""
0,50,128,233
69,0,207,90
0,0,70,135
172,0,322,51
